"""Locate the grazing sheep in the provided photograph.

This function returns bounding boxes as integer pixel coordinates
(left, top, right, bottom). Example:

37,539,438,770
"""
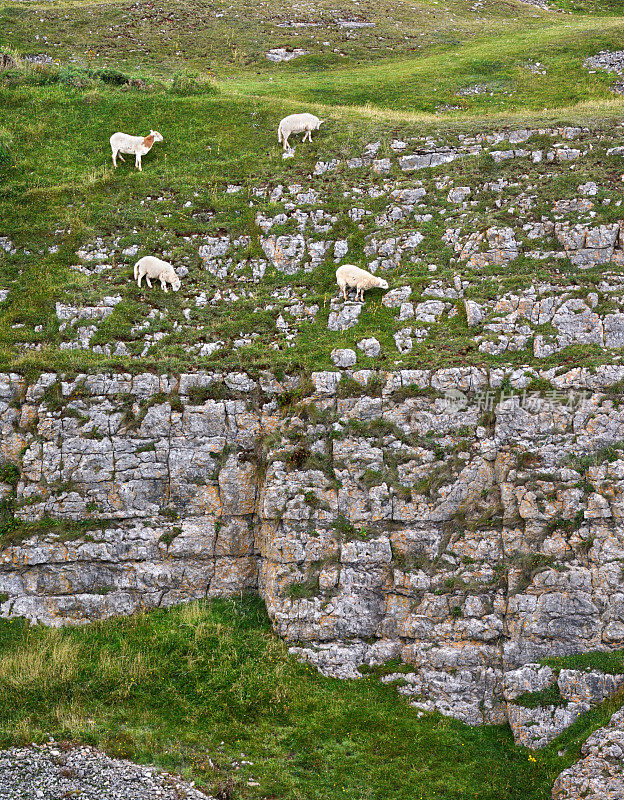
336,264,389,302
277,113,325,151
110,130,163,171
134,256,181,292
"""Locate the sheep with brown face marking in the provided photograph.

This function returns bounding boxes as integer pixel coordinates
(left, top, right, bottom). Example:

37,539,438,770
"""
277,113,325,151
134,256,181,292
336,264,389,302
110,130,163,171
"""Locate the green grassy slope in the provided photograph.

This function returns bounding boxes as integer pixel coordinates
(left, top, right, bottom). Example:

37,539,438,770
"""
1,0,624,376
2,78,624,376
0,596,619,800
3,0,624,795
233,18,624,113
0,0,553,78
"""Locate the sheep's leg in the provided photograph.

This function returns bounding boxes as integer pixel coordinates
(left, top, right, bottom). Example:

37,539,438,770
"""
342,285,348,301
146,277,152,288
161,279,168,293
283,134,290,151
136,154,142,171
112,149,117,168
137,273,143,288
118,153,125,162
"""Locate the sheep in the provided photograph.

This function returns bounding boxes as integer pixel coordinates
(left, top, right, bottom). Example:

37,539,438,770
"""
110,130,163,171
134,256,181,292
336,264,389,302
277,113,325,151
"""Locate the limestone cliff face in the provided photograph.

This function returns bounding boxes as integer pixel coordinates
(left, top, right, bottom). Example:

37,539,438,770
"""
2,367,624,727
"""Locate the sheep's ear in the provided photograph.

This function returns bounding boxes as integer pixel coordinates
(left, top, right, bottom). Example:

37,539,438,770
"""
319,119,326,125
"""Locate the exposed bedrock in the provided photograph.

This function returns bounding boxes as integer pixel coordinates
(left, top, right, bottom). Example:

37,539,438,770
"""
2,367,624,730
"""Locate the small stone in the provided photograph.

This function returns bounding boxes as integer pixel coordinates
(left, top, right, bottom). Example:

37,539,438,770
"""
578,181,598,196
357,337,381,357
372,158,391,175
448,187,471,203
266,48,309,62
334,240,349,261
464,299,484,327
331,348,357,367
398,302,414,321
394,327,413,353
327,302,362,331
383,286,412,308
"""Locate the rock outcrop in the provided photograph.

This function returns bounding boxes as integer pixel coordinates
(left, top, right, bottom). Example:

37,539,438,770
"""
2,367,624,733
505,663,624,748
552,707,624,799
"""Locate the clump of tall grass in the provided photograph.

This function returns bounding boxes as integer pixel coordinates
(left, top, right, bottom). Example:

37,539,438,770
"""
0,55,159,92
170,70,219,96
0,126,12,169
0,49,60,87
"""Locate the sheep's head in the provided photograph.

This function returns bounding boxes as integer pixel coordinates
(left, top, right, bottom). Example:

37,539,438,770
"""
151,130,164,142
171,276,181,292
316,119,326,129
377,278,389,290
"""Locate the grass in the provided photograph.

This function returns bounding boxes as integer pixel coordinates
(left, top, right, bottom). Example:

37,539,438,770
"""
0,517,112,550
0,75,624,376
543,649,624,675
514,683,567,710
0,595,610,800
235,17,624,114
0,0,555,79
0,0,624,376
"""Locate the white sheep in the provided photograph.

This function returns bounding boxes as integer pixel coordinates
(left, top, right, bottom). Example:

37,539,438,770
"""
134,256,181,292
110,130,163,171
336,264,389,302
277,113,325,151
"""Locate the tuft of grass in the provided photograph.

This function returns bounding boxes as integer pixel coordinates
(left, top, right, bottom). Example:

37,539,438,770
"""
510,552,555,593
0,124,13,170
513,683,566,710
563,442,624,471
0,463,19,486
170,71,218,96
285,571,320,599
542,649,624,675
0,518,111,552
159,526,183,548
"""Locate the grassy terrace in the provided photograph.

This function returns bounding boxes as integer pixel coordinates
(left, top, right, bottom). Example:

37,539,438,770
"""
1,0,624,376
0,596,621,800
0,0,560,78
1,79,624,377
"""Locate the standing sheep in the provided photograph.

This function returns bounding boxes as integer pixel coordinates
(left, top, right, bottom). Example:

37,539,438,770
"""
110,130,163,171
277,113,325,151
336,265,389,302
134,256,181,292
